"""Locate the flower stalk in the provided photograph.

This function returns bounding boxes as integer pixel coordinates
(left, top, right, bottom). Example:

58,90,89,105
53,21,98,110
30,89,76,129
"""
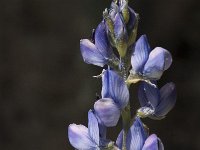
68,0,176,150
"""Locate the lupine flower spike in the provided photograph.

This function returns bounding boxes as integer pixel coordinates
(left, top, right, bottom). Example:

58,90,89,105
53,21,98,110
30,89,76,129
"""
68,0,176,149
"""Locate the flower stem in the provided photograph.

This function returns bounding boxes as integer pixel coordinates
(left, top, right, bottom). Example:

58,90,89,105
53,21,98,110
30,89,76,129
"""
121,104,131,150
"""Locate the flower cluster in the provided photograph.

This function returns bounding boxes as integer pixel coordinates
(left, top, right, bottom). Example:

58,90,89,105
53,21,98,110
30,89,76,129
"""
68,0,176,149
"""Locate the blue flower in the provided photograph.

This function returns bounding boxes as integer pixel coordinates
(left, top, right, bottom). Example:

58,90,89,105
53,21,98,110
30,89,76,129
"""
80,21,118,67
137,82,176,119
94,69,129,127
142,134,164,150
116,118,164,150
116,117,148,150
68,110,100,150
127,35,172,84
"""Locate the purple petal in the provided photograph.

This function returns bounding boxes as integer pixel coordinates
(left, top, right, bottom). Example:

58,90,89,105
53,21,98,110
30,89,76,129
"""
126,117,148,150
80,39,106,67
155,82,176,117
138,83,149,107
114,13,127,39
116,130,123,149
101,70,129,109
68,124,96,149
141,82,160,108
114,13,128,57
95,22,112,57
143,47,172,80
94,98,120,127
142,134,159,150
88,110,99,146
99,124,107,139
131,35,150,74
127,7,136,31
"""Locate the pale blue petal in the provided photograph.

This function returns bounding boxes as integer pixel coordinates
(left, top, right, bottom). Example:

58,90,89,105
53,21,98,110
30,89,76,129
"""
116,130,123,149
142,134,159,150
131,35,150,74
141,82,160,108
155,82,176,117
95,22,112,57
143,47,172,80
94,98,120,127
68,124,96,150
88,110,99,146
80,39,106,67
101,70,129,109
126,117,148,150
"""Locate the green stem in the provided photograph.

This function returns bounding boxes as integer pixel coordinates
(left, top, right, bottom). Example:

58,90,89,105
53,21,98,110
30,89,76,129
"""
121,104,131,150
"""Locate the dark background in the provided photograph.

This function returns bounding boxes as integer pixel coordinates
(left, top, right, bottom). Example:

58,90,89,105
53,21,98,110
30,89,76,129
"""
0,0,200,149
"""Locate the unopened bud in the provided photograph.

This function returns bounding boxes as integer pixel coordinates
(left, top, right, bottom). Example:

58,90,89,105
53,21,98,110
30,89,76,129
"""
114,13,128,57
120,0,130,23
103,9,114,34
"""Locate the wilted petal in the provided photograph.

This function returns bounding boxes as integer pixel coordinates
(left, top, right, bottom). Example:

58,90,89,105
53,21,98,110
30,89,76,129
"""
95,22,112,57
139,82,160,108
80,39,106,67
101,70,129,109
94,98,120,127
142,134,159,150
143,47,172,80
155,82,176,117
126,117,148,150
131,35,150,74
68,124,96,149
88,110,99,146
137,106,155,118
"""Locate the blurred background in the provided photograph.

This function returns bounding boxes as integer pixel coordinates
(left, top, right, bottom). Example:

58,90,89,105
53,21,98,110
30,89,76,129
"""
0,0,200,149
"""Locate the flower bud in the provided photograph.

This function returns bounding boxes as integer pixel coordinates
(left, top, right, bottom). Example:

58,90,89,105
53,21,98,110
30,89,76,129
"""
120,0,130,24
114,13,128,57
